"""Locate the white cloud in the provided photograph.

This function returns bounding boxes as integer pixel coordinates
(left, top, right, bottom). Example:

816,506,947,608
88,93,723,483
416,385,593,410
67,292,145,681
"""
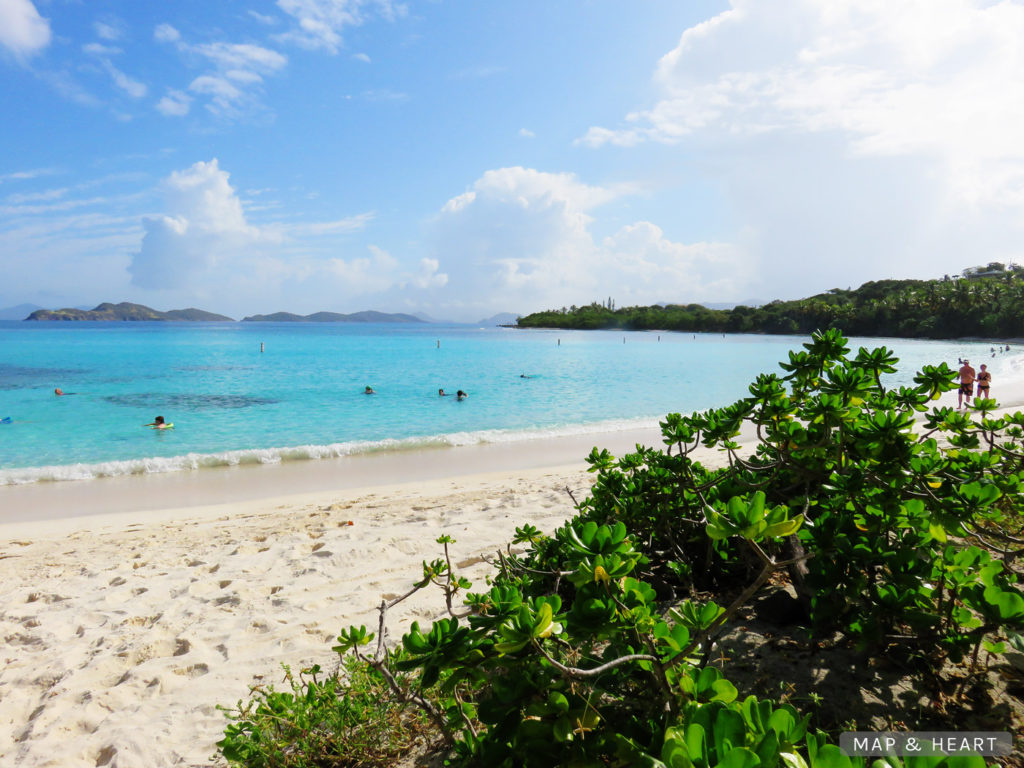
126,160,426,314
130,159,260,289
352,52,370,63
156,88,191,117
93,21,122,42
83,39,147,98
155,26,287,118
0,0,50,59
518,128,535,138
102,60,147,98
4,187,67,204
248,11,279,26
274,0,404,53
430,167,749,318
83,42,121,56
153,24,180,43
193,42,287,73
288,212,375,236
576,0,1024,298
0,167,58,184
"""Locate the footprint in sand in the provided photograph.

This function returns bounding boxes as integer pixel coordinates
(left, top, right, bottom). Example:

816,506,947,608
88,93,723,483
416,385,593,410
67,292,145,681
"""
172,663,210,678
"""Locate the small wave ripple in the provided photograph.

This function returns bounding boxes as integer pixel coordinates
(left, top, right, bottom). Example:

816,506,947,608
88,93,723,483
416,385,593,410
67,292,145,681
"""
0,417,658,486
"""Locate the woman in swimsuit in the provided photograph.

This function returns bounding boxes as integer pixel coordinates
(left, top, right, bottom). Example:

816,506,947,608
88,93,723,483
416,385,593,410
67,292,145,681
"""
976,364,992,397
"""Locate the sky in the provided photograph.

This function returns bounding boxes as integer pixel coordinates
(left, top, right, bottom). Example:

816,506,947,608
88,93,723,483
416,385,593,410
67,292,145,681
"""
2,0,1024,321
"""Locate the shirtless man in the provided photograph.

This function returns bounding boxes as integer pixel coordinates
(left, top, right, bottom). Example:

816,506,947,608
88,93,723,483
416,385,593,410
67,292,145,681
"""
958,360,976,409
975,364,992,399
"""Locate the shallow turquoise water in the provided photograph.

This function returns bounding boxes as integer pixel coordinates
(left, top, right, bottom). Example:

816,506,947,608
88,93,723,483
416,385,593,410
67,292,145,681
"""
0,321,1013,484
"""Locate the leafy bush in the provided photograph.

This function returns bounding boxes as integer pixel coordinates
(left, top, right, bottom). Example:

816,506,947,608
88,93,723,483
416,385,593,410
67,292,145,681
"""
222,330,1021,766
218,658,431,767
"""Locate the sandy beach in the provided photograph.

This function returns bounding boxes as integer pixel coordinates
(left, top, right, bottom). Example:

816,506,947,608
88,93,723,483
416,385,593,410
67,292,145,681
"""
2,383,1022,768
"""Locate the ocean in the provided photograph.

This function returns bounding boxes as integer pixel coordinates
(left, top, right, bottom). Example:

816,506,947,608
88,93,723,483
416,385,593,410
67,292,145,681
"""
0,321,1016,485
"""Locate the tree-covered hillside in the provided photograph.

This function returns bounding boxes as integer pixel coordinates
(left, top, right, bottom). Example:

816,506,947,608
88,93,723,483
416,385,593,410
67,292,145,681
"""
517,263,1024,338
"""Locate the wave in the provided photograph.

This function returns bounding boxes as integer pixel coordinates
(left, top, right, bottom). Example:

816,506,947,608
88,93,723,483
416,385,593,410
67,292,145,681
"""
0,416,660,486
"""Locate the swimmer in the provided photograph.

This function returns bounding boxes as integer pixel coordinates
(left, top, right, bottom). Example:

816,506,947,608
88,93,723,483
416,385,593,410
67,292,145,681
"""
145,415,172,430
438,388,448,396
364,386,376,394
54,388,77,396
456,390,467,400
520,374,532,379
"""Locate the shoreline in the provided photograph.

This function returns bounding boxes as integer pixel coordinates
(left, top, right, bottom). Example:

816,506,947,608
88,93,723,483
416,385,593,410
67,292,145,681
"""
0,423,664,533
4,373,1024,533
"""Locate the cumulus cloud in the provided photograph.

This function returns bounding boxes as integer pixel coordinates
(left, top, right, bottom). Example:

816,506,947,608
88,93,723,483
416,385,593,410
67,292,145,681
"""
128,160,435,315
274,0,404,53
130,160,258,289
0,0,50,59
430,167,750,318
577,0,1024,298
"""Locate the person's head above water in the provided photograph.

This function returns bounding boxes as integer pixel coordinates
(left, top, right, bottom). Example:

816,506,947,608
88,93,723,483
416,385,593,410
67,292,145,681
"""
54,388,63,396
438,388,446,396
364,386,375,394
153,416,165,425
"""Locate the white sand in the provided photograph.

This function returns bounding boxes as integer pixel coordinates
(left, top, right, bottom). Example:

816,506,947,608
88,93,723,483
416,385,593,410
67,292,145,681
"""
2,380,1022,768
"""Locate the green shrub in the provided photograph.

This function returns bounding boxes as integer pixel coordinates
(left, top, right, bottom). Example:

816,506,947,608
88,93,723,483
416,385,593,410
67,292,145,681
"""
218,657,432,767
223,329,1019,766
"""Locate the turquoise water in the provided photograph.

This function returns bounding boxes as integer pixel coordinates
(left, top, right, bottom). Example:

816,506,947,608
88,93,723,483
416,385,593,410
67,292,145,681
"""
0,321,1015,484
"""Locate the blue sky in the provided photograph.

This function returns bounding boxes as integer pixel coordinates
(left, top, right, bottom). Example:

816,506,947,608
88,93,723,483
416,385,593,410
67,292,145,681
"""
3,0,1024,320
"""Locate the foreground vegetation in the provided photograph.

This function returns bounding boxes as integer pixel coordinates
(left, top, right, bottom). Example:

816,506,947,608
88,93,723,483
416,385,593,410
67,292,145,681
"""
220,329,1024,767
517,263,1024,339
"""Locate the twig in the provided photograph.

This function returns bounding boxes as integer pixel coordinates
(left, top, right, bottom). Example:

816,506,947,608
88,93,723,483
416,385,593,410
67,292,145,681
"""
531,641,658,680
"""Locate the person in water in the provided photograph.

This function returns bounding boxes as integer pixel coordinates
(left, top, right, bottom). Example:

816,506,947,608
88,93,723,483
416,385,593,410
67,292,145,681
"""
364,386,376,394
456,390,467,400
146,416,171,430
976,364,992,398
438,388,448,396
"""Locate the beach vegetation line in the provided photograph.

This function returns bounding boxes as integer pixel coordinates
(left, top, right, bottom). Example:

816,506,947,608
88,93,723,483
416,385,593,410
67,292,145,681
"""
220,329,1023,767
517,262,1024,339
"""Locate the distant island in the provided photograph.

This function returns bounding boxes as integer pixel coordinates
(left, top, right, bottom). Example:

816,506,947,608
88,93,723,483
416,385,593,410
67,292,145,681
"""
25,302,234,322
517,263,1024,339
242,310,423,323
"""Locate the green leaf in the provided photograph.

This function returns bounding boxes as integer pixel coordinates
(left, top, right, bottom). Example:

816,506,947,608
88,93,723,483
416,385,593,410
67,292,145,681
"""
809,745,853,768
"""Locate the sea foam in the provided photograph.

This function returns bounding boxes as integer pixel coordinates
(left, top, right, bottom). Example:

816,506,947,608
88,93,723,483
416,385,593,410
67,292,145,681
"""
0,417,658,486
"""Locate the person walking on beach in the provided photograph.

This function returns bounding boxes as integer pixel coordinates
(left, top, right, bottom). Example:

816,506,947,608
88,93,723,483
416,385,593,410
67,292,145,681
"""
976,364,992,399
958,360,976,409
